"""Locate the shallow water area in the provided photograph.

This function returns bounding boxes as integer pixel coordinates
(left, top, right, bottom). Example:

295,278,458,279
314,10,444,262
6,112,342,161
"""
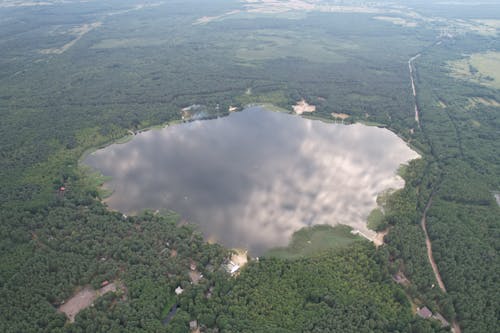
84,107,419,255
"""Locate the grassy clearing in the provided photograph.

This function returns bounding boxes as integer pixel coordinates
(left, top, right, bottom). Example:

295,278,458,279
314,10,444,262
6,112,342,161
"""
236,90,290,108
467,96,500,109
91,38,167,49
233,29,355,63
78,166,113,198
449,52,500,89
265,225,363,259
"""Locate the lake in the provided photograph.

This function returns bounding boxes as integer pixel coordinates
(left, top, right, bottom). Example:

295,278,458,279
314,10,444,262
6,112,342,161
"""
83,107,419,255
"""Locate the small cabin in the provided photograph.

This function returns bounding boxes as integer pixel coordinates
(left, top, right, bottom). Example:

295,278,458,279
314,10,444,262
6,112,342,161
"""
417,306,432,319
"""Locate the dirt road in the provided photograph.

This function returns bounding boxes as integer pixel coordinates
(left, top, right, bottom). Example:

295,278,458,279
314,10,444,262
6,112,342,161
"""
411,46,461,332
421,196,461,333
421,196,447,292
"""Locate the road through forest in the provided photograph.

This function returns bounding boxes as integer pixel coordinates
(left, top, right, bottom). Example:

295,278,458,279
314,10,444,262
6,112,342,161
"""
408,52,461,333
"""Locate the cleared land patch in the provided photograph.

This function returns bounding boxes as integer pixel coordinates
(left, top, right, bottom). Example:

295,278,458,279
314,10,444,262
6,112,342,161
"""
293,99,316,114
468,96,500,109
331,112,350,120
449,52,500,89
40,22,101,54
468,19,500,36
91,38,167,49
265,225,362,259
373,16,417,27
58,281,123,322
234,30,355,63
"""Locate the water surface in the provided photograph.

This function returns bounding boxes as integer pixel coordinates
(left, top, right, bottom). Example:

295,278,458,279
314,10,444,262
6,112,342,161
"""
84,107,418,255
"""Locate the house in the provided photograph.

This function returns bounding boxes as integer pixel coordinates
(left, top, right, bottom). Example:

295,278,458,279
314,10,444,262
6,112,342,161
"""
189,320,198,330
417,306,432,319
101,280,109,287
175,286,184,295
226,261,240,274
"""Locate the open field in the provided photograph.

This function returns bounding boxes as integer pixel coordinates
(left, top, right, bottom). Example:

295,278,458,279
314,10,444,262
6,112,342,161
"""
91,38,168,49
373,16,417,27
265,225,363,259
58,282,120,322
449,51,500,89
233,29,355,63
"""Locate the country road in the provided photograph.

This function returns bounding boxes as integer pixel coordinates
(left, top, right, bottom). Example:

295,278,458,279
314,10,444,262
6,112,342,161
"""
420,196,447,292
408,53,421,126
420,195,462,333
410,51,462,333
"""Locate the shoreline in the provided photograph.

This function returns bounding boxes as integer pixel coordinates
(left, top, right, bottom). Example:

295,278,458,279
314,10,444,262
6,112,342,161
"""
79,103,421,250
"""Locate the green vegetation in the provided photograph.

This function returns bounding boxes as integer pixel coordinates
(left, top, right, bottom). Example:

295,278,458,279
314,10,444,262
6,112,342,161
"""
403,38,500,332
0,0,499,332
233,29,354,63
449,51,500,89
265,225,363,259
367,209,386,231
181,243,438,333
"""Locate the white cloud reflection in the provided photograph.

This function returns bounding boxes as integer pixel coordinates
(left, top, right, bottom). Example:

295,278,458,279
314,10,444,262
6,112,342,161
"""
85,107,419,255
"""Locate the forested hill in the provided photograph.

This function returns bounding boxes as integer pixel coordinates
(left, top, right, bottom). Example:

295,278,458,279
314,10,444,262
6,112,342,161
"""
1,0,499,332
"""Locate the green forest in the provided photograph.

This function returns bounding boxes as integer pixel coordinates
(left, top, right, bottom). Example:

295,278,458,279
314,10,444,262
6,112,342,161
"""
0,0,499,332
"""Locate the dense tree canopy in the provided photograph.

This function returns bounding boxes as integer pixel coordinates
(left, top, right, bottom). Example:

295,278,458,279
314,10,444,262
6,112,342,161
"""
0,1,499,332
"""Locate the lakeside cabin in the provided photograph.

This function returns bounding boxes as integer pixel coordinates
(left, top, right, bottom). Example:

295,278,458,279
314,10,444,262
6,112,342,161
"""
226,261,240,275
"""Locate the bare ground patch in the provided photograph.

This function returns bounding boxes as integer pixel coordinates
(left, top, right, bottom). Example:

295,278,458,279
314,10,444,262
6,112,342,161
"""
40,22,102,55
293,99,316,114
58,281,123,323
468,96,500,108
331,112,350,120
373,16,417,27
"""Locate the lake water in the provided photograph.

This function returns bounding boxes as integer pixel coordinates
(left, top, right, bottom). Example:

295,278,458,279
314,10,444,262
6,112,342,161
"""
84,107,419,255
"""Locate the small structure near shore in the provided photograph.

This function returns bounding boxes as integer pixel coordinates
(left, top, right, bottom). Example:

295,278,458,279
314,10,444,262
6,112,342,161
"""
225,249,248,276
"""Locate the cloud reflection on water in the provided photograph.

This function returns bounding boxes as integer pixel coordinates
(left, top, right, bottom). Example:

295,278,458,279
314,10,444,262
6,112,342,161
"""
85,107,419,255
